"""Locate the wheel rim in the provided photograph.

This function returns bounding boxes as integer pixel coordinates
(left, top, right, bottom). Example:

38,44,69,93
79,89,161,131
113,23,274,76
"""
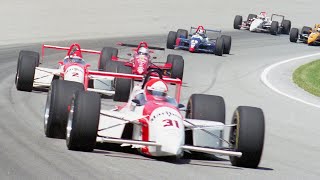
44,90,51,134
230,111,240,149
66,98,75,146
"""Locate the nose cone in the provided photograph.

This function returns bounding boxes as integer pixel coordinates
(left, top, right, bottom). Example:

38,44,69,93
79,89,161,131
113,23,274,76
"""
189,47,195,52
308,33,318,44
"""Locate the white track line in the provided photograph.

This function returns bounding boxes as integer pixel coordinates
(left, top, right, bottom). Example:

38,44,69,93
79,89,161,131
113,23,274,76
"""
261,52,320,108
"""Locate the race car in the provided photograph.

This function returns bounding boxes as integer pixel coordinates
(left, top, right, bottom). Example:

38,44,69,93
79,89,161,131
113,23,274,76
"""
290,24,320,45
64,69,265,168
166,26,232,56
99,41,184,80
234,12,291,35
15,43,113,93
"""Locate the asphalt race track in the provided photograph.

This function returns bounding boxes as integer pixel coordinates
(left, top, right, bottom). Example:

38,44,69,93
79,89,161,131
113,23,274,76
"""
1,0,320,179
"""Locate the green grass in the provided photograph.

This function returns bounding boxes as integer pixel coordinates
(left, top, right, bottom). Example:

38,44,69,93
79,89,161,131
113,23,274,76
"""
293,59,320,97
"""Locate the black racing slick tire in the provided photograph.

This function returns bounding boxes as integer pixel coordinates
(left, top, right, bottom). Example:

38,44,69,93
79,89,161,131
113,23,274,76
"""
221,35,232,54
281,20,291,34
289,28,299,43
44,80,84,139
270,21,279,35
15,50,39,91
177,29,188,39
229,106,265,168
185,94,226,145
99,47,118,71
166,54,184,80
233,15,243,29
167,31,177,49
302,26,312,35
214,37,224,56
113,64,133,102
66,91,101,152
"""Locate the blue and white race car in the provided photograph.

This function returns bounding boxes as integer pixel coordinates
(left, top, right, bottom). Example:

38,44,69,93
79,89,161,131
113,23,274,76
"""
166,26,231,56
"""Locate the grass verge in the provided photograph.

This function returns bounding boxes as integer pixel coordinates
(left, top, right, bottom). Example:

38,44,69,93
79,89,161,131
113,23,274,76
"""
293,59,320,97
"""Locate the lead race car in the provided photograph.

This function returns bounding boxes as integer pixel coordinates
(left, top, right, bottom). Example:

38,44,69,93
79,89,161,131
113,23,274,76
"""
290,24,320,45
99,41,184,80
166,26,232,56
65,69,265,168
234,12,291,35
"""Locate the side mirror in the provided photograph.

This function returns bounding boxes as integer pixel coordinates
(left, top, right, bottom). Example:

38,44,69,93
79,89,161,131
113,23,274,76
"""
132,99,141,106
127,53,132,56
152,56,157,59
178,104,186,111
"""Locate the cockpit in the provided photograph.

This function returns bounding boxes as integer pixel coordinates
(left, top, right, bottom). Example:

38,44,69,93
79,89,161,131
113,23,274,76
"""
63,57,86,65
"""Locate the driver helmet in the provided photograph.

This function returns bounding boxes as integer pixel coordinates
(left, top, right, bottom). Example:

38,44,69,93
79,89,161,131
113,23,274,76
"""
144,79,168,101
258,12,267,19
197,29,205,35
138,47,149,56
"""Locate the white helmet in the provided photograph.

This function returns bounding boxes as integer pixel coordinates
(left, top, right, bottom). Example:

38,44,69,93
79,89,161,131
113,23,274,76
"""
197,29,205,35
318,28,320,32
138,47,149,55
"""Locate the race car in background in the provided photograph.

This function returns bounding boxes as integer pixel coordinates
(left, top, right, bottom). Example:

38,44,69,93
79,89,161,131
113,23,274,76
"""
234,12,291,35
166,26,232,56
99,41,184,80
290,24,320,45
64,69,265,168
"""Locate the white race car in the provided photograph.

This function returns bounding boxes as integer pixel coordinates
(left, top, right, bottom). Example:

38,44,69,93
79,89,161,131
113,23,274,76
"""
234,12,291,35
65,69,265,168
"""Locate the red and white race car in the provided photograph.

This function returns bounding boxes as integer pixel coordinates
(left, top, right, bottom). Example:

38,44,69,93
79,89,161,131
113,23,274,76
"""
99,41,184,80
64,69,265,168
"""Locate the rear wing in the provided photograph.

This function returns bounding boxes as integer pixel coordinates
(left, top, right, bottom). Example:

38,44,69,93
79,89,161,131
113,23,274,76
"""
88,70,182,102
271,14,285,23
190,26,222,34
117,42,165,51
41,44,101,62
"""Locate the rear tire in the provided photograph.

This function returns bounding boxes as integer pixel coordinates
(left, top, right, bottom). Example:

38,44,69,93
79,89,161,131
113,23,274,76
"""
214,37,224,56
167,31,177,49
229,106,265,168
66,91,101,152
113,64,133,102
177,29,188,39
270,21,279,35
44,80,84,139
185,94,225,145
289,28,299,43
281,20,291,34
15,51,39,91
233,15,243,29
301,26,312,35
99,47,118,71
221,35,232,54
166,54,184,80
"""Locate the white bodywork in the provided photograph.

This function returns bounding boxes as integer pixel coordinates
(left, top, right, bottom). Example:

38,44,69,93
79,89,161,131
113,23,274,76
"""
249,18,271,32
96,85,242,158
33,65,115,95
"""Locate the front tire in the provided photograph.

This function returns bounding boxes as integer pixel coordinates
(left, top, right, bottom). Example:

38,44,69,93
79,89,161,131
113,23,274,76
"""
229,106,265,168
44,80,84,139
66,91,101,152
